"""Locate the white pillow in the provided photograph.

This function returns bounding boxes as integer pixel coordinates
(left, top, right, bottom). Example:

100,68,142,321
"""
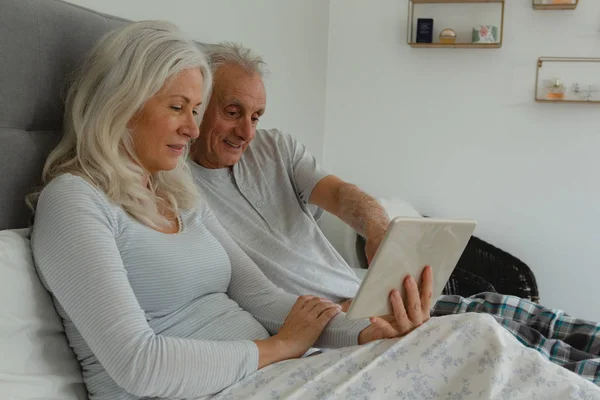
0,229,87,400
378,197,422,219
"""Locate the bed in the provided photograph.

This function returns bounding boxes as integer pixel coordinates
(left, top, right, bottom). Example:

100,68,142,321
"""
0,1,127,398
1,1,599,399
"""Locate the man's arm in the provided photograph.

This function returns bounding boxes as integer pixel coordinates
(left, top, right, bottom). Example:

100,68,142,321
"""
309,175,390,265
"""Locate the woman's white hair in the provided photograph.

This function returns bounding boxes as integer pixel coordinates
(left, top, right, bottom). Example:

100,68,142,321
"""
201,41,268,77
33,20,212,229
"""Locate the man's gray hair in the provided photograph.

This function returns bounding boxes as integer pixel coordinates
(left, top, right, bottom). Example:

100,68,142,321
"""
201,42,268,77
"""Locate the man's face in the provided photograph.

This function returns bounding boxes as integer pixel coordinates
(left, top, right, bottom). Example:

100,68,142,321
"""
193,64,266,169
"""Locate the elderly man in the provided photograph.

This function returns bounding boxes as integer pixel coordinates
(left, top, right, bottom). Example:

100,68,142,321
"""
188,42,600,383
189,43,391,304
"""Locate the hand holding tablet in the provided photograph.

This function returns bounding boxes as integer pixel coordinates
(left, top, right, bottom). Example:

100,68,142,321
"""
357,265,434,344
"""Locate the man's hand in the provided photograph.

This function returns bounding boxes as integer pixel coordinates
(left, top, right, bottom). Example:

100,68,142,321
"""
358,266,433,344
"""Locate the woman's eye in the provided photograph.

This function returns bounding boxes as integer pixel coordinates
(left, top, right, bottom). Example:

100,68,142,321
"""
192,110,198,116
171,106,182,111
252,117,260,123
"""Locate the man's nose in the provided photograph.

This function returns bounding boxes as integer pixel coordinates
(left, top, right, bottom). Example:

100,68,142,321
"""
236,117,255,141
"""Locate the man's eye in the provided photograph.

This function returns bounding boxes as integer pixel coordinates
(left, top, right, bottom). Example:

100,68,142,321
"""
252,117,260,123
192,110,198,116
171,106,182,111
227,112,238,117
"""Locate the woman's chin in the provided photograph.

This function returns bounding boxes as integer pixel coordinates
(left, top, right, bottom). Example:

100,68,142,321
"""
147,162,180,174
161,162,179,172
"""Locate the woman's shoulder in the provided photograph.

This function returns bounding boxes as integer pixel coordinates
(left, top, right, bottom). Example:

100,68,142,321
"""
32,173,122,241
44,172,95,189
41,173,103,199
37,173,115,216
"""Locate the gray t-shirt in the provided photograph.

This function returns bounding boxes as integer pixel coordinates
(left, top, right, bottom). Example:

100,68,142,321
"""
189,129,361,302
31,174,369,400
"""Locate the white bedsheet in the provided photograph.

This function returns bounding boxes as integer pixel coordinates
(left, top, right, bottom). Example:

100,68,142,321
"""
209,313,600,400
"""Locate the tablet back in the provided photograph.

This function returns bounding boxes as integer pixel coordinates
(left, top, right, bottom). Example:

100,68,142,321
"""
346,217,477,320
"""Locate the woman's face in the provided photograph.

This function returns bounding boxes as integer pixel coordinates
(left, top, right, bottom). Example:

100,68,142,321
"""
128,68,204,174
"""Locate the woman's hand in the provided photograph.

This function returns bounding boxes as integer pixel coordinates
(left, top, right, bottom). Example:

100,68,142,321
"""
358,265,433,345
254,295,342,368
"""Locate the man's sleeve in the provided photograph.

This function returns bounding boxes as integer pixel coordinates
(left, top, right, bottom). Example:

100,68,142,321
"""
281,131,331,206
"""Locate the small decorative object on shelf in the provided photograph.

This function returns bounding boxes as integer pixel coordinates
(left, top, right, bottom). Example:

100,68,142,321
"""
439,29,456,44
532,0,578,10
472,25,499,44
416,18,434,43
544,78,566,100
572,83,600,102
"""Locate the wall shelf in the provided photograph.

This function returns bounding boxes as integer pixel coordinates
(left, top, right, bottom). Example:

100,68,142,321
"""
409,42,501,48
535,57,600,104
532,0,578,10
536,99,597,104
412,0,503,3
407,0,504,48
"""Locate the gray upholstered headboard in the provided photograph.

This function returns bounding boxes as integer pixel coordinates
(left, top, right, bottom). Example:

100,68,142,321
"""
0,0,130,230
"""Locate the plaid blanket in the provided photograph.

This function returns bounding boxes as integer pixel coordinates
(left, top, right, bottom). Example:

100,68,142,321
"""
432,292,600,386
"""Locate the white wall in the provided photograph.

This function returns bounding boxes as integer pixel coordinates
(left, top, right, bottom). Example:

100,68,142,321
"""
64,0,331,160
62,0,599,321
325,0,600,320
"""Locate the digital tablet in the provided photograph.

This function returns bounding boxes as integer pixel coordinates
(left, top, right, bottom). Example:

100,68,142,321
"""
345,216,477,320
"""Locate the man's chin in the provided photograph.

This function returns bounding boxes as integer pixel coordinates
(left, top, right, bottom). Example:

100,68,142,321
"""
221,156,242,168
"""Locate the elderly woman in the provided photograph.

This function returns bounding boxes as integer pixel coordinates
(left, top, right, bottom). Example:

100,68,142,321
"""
30,20,600,400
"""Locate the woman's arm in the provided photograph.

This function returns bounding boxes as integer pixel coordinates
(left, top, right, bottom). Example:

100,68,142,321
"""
203,207,371,349
31,175,259,399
